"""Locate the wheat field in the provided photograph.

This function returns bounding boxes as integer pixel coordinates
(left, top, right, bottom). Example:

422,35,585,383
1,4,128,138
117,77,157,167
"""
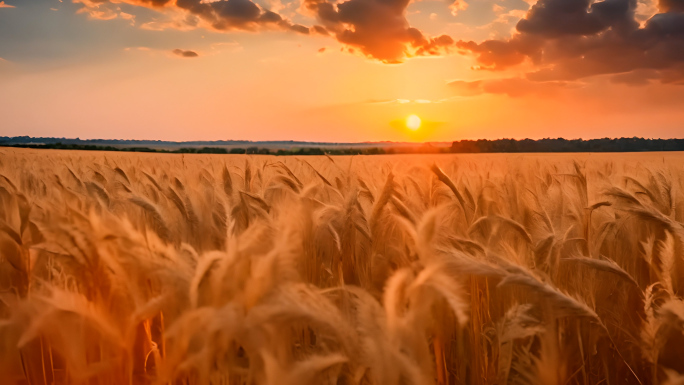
1,148,683,385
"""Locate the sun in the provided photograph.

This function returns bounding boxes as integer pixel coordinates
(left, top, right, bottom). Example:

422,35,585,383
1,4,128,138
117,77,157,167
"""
406,114,422,130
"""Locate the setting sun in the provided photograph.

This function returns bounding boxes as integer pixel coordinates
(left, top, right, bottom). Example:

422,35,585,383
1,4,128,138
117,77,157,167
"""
406,114,422,130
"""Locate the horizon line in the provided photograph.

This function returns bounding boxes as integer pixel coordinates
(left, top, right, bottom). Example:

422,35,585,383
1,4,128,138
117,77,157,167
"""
3,135,684,145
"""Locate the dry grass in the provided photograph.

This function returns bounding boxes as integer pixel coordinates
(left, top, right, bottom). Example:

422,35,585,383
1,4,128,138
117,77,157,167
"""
1,148,684,385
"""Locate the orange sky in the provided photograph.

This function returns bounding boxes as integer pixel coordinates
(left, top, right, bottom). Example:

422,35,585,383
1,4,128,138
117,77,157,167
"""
0,0,683,142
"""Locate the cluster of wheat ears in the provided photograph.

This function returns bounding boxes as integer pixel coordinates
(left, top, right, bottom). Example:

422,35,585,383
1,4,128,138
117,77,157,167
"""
1,148,683,385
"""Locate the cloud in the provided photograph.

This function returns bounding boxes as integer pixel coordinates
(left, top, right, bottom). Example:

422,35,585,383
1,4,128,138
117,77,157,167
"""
456,0,684,83
75,1,136,22
449,77,576,97
610,69,663,85
209,41,243,54
492,9,528,24
456,38,533,70
140,12,199,31
172,49,199,57
73,0,456,63
124,46,152,52
636,0,659,21
70,0,683,76
289,23,310,34
74,0,310,32
449,0,468,16
301,0,454,62
0,1,14,8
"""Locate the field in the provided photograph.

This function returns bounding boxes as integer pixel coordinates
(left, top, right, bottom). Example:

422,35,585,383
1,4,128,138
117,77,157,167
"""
1,148,683,385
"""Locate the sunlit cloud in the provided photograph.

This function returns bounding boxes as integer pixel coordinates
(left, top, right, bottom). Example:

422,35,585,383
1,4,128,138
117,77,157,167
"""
301,0,456,62
0,1,15,8
75,1,136,23
491,9,527,25
449,0,468,16
636,0,659,23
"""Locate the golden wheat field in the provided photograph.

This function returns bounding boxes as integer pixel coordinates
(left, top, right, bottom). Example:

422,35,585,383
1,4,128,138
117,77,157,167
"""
1,148,684,385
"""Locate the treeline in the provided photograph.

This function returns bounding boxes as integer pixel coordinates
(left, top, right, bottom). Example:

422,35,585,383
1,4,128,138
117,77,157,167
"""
2,143,160,153
0,136,367,147
0,143,391,155
3,137,684,155
178,147,385,155
451,137,684,153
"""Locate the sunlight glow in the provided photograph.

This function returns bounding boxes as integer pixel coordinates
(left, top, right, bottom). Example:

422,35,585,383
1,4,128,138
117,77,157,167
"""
406,114,422,130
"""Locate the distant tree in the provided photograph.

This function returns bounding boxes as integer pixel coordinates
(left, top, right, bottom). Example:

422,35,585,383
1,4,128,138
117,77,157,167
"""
197,147,228,154
450,137,684,153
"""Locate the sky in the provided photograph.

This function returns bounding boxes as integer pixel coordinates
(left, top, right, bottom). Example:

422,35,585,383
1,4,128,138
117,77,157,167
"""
0,0,683,142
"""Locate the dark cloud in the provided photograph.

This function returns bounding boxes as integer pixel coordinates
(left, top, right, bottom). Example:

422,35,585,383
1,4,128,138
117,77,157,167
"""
289,24,311,34
456,37,538,70
172,49,199,58
302,0,454,62
258,10,283,23
517,0,605,36
457,0,684,83
311,25,329,36
174,0,281,30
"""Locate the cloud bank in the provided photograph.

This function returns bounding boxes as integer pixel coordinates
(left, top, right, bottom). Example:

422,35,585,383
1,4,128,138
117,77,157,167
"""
74,0,684,83
75,0,453,62
457,0,684,84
